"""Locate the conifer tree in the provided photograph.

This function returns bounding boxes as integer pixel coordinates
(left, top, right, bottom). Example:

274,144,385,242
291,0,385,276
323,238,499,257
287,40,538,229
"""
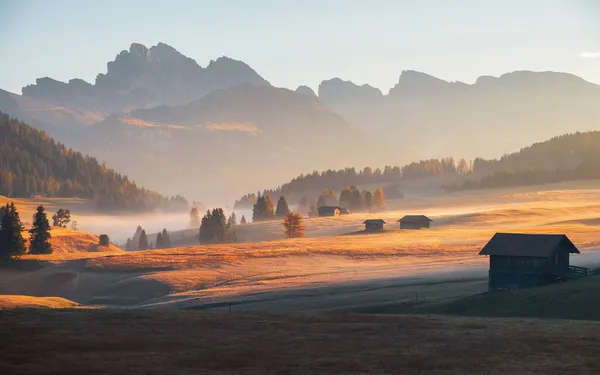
0,203,27,264
138,229,149,250
240,215,247,224
29,205,53,254
373,186,386,209
156,232,164,249
227,212,237,227
283,212,305,239
275,196,290,217
162,228,171,248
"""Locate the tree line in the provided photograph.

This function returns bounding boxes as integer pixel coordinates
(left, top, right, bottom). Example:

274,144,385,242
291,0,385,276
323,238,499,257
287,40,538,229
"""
0,112,188,212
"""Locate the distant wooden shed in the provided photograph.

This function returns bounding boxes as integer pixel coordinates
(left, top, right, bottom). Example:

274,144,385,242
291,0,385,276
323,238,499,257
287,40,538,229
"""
318,206,340,217
363,219,385,231
479,233,581,292
398,215,432,229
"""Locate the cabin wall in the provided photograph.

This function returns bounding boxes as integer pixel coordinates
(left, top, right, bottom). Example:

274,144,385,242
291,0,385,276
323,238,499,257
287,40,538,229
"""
400,221,429,229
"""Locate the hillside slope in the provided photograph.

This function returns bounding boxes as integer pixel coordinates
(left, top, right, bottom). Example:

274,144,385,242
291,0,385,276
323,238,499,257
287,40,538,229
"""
76,84,412,201
0,112,187,211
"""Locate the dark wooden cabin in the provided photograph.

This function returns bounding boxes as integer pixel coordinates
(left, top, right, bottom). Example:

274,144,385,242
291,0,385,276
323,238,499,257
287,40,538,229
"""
318,206,340,217
363,219,385,231
479,233,580,292
398,215,432,229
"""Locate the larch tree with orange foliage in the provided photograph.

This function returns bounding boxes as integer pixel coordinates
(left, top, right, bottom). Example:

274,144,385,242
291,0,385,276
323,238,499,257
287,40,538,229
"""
282,212,305,239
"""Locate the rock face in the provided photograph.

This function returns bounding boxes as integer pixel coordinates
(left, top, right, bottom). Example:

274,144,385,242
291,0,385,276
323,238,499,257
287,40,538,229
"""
21,43,269,114
315,70,600,159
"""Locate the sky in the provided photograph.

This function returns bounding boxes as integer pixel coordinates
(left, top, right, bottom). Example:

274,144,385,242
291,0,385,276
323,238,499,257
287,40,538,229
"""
0,0,599,94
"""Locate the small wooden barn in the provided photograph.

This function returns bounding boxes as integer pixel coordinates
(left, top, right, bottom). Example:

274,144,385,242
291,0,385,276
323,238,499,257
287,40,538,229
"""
479,233,581,292
363,219,385,231
318,206,340,217
398,215,432,229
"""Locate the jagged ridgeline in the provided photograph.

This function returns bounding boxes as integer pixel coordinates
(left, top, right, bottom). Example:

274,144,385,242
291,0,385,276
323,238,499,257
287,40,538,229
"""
0,112,188,212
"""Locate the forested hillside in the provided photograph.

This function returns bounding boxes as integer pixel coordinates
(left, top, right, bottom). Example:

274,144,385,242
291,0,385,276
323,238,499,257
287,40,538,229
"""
0,112,188,212
235,131,600,206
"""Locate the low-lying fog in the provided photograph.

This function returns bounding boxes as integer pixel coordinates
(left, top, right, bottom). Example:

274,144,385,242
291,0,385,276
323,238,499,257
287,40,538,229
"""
74,208,254,245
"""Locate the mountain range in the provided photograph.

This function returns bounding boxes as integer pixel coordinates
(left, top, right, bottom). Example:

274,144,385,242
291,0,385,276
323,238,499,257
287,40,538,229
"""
1,42,599,202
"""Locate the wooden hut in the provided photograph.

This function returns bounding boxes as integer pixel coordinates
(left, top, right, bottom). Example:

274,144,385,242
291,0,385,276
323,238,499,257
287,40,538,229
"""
479,233,581,292
318,206,341,217
363,219,385,231
398,215,432,229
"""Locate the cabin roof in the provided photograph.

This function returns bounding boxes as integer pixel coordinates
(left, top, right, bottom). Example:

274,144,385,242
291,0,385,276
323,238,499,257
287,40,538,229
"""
479,233,580,258
397,215,432,222
363,219,386,224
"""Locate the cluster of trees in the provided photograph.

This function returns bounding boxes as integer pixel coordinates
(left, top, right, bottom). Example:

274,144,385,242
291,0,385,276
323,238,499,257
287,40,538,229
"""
0,112,188,212
450,156,600,192
234,159,469,209
125,225,172,250
252,195,291,222
0,203,54,264
315,186,386,212
199,208,237,244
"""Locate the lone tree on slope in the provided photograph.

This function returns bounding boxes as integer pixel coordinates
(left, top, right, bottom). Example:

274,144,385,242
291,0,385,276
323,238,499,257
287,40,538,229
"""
138,229,149,250
29,205,53,254
282,212,305,239
98,234,110,247
52,209,71,228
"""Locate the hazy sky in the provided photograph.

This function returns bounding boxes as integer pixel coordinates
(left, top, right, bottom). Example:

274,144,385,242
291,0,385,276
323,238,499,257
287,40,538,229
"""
1,0,598,94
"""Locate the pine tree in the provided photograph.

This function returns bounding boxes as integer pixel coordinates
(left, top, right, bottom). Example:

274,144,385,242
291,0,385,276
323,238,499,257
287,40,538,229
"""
98,234,110,247
373,186,386,209
227,212,237,227
156,232,164,249
190,207,200,228
162,228,171,248
199,210,213,242
29,205,53,254
125,238,134,250
138,229,149,250
0,203,27,264
282,212,305,239
364,191,373,211
133,225,143,242
240,215,247,224
275,196,290,217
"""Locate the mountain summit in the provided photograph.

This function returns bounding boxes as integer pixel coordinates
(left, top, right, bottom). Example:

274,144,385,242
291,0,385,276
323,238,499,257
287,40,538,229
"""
21,43,269,114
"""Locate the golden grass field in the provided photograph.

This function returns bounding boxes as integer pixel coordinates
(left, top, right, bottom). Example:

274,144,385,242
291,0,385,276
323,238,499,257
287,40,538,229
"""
0,180,600,311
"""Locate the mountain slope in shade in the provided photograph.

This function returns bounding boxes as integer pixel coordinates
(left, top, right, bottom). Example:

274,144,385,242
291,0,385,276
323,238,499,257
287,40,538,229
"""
76,84,414,202
21,43,269,116
318,70,600,159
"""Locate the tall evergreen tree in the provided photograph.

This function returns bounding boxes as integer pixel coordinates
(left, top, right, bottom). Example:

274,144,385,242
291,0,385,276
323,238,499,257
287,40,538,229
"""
162,228,171,248
155,232,164,249
0,203,27,264
138,229,149,250
275,196,290,217
316,195,327,208
227,212,237,227
29,205,53,254
282,212,305,239
240,215,247,224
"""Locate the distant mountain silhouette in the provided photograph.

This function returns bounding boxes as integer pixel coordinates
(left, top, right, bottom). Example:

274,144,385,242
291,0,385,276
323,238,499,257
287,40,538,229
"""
295,85,317,97
317,70,600,159
21,43,269,115
74,84,410,201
